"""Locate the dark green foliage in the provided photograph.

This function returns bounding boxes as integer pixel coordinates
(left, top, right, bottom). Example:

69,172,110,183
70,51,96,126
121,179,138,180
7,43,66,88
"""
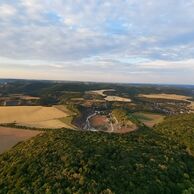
155,113,194,155
1,80,193,99
39,95,59,106
0,124,194,193
112,108,143,127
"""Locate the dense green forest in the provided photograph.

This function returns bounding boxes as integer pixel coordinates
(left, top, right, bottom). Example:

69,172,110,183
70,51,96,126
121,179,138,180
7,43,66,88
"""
155,114,194,156
0,114,194,194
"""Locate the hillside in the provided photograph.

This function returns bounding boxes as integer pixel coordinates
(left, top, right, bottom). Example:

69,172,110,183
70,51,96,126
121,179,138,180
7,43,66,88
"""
155,114,194,155
0,118,194,193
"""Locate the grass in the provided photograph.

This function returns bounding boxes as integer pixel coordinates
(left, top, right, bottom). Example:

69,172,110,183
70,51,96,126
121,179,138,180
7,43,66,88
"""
58,116,76,129
133,112,165,127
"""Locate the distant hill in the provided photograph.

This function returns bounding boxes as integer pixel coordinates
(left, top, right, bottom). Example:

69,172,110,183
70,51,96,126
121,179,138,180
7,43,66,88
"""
0,114,194,193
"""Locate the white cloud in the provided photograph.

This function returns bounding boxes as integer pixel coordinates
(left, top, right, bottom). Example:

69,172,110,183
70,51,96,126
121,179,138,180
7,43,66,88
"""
139,59,194,70
0,0,194,84
0,4,16,17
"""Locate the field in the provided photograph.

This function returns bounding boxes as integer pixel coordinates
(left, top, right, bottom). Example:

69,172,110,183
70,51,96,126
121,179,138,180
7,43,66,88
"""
87,89,115,96
133,112,165,127
0,106,73,129
189,101,194,112
0,126,41,154
87,89,131,102
11,94,40,100
105,96,131,102
139,93,192,101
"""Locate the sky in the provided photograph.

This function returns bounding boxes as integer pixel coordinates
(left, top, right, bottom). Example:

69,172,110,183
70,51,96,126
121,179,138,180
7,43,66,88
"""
0,0,194,84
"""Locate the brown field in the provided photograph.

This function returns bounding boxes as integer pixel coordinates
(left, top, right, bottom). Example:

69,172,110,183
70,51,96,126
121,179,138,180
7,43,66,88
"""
0,106,73,129
139,93,192,101
133,112,165,127
0,126,41,154
105,96,131,102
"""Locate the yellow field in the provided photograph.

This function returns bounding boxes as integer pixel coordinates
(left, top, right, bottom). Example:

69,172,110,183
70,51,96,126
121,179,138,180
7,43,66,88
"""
0,106,73,129
189,101,194,112
139,93,192,101
105,96,131,102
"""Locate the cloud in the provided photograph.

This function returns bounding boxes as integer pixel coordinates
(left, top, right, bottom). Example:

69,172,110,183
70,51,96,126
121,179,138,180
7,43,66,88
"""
0,4,16,17
139,59,194,70
0,0,194,84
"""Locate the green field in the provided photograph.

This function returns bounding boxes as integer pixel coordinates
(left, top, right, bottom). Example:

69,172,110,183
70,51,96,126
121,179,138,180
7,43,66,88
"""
133,112,165,127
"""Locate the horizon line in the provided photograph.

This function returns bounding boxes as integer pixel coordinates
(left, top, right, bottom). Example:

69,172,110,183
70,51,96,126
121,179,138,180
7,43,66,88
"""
0,77,194,87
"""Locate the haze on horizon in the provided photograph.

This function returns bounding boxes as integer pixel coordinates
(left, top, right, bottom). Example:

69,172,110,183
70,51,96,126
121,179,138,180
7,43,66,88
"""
0,0,194,84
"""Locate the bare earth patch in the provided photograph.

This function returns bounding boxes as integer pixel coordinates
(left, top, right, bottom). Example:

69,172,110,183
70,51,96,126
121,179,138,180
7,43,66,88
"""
86,89,131,103
90,115,137,133
87,89,115,96
0,106,72,129
90,115,108,128
0,127,41,154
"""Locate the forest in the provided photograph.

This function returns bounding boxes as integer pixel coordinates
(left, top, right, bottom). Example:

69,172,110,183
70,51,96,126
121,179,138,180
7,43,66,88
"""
0,114,194,194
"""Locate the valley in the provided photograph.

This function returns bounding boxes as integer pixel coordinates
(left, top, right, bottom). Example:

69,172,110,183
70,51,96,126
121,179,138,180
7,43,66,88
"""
0,81,194,134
